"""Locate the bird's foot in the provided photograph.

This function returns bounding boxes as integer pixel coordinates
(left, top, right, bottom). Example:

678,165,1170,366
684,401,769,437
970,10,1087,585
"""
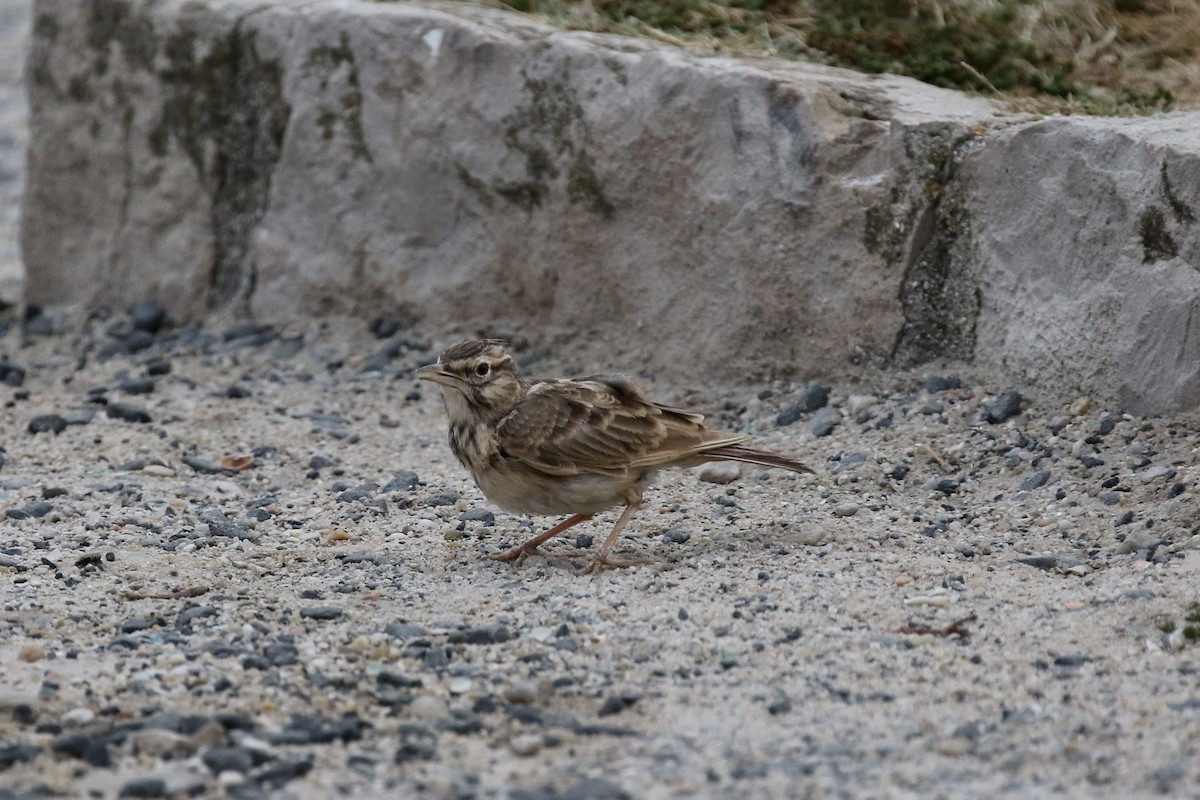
488,543,557,566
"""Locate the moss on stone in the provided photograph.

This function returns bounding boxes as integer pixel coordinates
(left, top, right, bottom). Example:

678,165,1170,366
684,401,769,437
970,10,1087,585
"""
1139,205,1178,262
1160,162,1196,225
305,34,373,163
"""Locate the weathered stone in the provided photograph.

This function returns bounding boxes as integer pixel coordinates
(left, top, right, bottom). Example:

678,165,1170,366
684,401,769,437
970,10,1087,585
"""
963,116,1200,414
20,1,1200,412
22,0,998,387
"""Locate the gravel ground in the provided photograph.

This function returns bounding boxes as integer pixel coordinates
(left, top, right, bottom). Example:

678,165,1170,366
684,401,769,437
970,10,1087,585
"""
1,304,1198,800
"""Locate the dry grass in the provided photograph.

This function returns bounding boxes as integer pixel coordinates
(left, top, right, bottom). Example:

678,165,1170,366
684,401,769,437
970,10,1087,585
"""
455,0,1200,113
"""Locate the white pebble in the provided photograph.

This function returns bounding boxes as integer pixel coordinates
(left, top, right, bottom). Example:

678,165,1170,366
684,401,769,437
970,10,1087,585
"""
408,695,448,721
61,707,95,727
697,462,741,485
509,733,544,756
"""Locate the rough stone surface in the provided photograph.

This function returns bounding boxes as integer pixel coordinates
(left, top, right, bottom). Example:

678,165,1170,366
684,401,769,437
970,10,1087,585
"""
16,3,1200,411
964,115,1200,414
22,0,1002,390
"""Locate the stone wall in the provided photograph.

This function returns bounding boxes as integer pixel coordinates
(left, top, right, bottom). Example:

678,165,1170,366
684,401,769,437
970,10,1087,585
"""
20,0,1200,412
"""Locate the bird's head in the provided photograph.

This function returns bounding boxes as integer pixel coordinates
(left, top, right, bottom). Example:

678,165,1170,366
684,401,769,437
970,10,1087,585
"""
416,339,525,422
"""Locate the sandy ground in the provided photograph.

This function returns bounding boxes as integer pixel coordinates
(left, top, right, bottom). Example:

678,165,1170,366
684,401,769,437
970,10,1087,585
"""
0,306,1197,800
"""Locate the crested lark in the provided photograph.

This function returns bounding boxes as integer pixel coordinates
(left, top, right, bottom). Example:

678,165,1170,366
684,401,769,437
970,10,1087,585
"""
417,339,813,573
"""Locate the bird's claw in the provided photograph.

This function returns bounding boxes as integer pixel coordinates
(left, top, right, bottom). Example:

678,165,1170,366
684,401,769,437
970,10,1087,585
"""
581,553,643,575
488,544,556,566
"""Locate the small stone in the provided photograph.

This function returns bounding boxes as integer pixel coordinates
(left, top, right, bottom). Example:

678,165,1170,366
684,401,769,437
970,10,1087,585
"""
28,414,67,435
509,733,543,756
201,746,256,774
52,733,110,767
460,508,495,525
448,623,513,644
300,606,343,621
982,391,1023,423
777,384,829,426
120,378,156,395
1020,471,1051,491
698,462,741,484
61,707,95,727
597,694,638,717
384,622,426,640
503,680,541,705
424,491,460,507
130,302,169,333
119,778,167,799
810,407,840,437
662,527,691,544
793,525,827,546
224,384,252,399
919,400,944,415
107,402,151,423
562,777,631,800
309,455,336,470
384,470,420,492
145,360,172,376
832,503,859,517
846,394,877,415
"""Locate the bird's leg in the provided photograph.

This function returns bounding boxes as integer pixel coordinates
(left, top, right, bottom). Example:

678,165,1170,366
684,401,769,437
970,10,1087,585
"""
489,514,593,565
582,498,644,574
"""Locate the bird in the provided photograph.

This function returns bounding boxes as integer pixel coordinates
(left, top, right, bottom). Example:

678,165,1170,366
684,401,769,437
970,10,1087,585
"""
416,339,814,573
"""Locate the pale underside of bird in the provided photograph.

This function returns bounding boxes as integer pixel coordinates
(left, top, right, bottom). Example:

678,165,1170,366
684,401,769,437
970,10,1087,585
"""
417,339,814,573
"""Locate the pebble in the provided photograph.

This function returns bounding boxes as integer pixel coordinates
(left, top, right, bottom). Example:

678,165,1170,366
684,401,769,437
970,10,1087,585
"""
120,377,156,395
922,376,961,393
698,461,741,484
832,503,859,517
52,733,110,767
61,707,95,726
561,778,632,800
793,526,827,546
106,402,151,423
27,414,67,435
448,623,513,644
846,394,878,415
300,606,344,620
129,301,169,333
118,778,167,799
662,527,691,544
1019,471,1051,491
384,470,420,492
202,746,257,774
776,383,829,426
982,391,1023,423
810,407,840,437
395,725,437,763
509,733,544,756
503,680,541,705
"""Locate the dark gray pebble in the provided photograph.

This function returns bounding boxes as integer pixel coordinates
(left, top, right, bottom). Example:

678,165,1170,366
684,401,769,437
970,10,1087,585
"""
52,733,110,767
370,316,404,338
254,757,314,789
922,376,961,393
201,746,258,774
597,694,639,717
28,414,67,435
120,378,156,395
224,384,252,399
448,623,513,645
1020,471,1051,491
810,407,840,437
107,402,151,423
776,384,829,427
300,606,344,621
0,360,25,387
0,742,40,768
1053,653,1091,667
118,777,167,799
575,533,594,549
121,616,166,634
223,321,273,343
274,336,305,359
1098,492,1121,505
145,360,172,376
337,484,377,503
263,643,299,666
983,391,1023,423
182,455,225,474
1167,482,1186,499
395,724,438,763
309,455,336,470
934,479,959,495
383,471,420,492
130,302,169,333
1115,511,1135,526
377,671,423,688
767,695,793,715
562,777,632,800
21,501,53,518
424,491,460,507
662,527,690,544
23,310,53,336
201,511,254,539
460,509,495,525
177,606,218,629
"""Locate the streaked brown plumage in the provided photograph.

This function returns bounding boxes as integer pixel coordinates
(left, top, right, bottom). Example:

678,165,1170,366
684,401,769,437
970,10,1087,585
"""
417,339,813,572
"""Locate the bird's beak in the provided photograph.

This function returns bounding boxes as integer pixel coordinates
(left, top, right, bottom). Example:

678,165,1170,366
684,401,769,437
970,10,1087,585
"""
416,363,459,387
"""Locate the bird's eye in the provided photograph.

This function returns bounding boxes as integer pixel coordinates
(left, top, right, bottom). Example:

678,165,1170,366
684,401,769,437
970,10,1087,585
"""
475,362,491,377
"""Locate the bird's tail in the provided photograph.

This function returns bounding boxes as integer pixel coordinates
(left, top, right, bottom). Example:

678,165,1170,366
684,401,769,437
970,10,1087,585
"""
706,444,814,474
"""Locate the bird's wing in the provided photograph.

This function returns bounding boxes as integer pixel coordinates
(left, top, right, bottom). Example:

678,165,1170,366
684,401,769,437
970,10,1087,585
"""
495,375,745,476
